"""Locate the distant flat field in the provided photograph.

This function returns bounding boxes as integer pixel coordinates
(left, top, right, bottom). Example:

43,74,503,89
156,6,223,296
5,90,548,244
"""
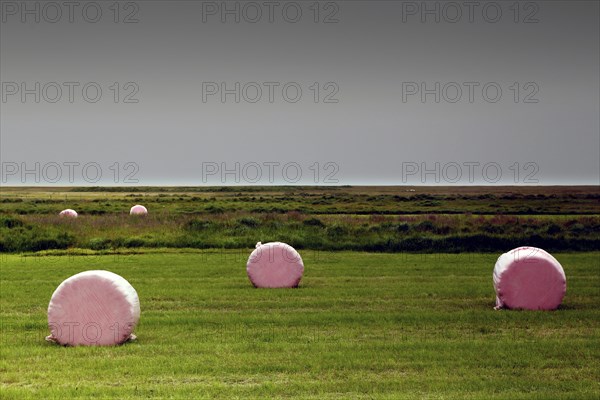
1,186,599,215
1,251,599,399
1,186,598,253
1,185,599,197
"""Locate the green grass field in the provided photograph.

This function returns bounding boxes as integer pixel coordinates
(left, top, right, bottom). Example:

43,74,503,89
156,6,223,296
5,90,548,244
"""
1,250,599,399
1,186,599,398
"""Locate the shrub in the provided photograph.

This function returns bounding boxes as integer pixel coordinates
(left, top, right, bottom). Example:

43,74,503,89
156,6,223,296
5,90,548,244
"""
482,223,506,235
327,224,348,238
124,237,145,248
89,238,111,250
569,223,586,235
416,220,435,232
184,219,214,231
237,217,260,228
396,223,410,233
303,218,326,228
27,232,75,252
1,216,24,229
433,225,451,235
546,224,562,235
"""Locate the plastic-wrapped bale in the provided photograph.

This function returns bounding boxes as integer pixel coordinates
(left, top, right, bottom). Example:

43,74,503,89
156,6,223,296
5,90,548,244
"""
59,209,78,218
246,242,304,288
130,205,148,215
47,270,140,346
493,247,566,310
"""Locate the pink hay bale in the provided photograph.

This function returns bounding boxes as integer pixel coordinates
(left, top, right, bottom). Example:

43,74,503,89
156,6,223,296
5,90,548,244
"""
130,204,148,215
246,242,304,288
47,270,141,346
59,209,78,218
493,247,566,310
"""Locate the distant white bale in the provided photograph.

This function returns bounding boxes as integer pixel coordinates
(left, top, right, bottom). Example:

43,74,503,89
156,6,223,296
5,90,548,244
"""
130,205,148,215
59,209,78,218
246,242,304,288
493,247,566,310
47,270,140,346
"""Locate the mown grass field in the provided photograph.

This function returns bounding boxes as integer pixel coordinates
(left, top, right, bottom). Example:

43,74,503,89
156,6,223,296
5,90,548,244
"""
1,186,599,398
1,251,599,399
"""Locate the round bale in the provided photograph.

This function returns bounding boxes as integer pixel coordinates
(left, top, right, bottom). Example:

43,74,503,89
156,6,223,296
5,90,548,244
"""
59,209,78,218
493,246,566,310
47,270,140,346
130,205,148,215
246,242,304,288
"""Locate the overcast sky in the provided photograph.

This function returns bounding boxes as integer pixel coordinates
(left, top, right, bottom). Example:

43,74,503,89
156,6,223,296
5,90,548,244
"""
1,0,598,185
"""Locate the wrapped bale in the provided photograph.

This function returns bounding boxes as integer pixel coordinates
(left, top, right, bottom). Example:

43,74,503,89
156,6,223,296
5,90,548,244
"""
47,270,140,346
59,209,78,218
493,247,566,310
246,242,304,288
130,205,148,215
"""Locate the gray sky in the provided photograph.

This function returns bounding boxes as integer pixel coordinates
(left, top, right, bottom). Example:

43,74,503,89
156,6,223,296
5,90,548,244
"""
1,0,598,185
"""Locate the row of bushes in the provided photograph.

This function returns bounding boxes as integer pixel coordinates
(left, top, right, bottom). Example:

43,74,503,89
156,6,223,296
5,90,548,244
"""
3,231,597,253
1,213,599,253
183,216,599,236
